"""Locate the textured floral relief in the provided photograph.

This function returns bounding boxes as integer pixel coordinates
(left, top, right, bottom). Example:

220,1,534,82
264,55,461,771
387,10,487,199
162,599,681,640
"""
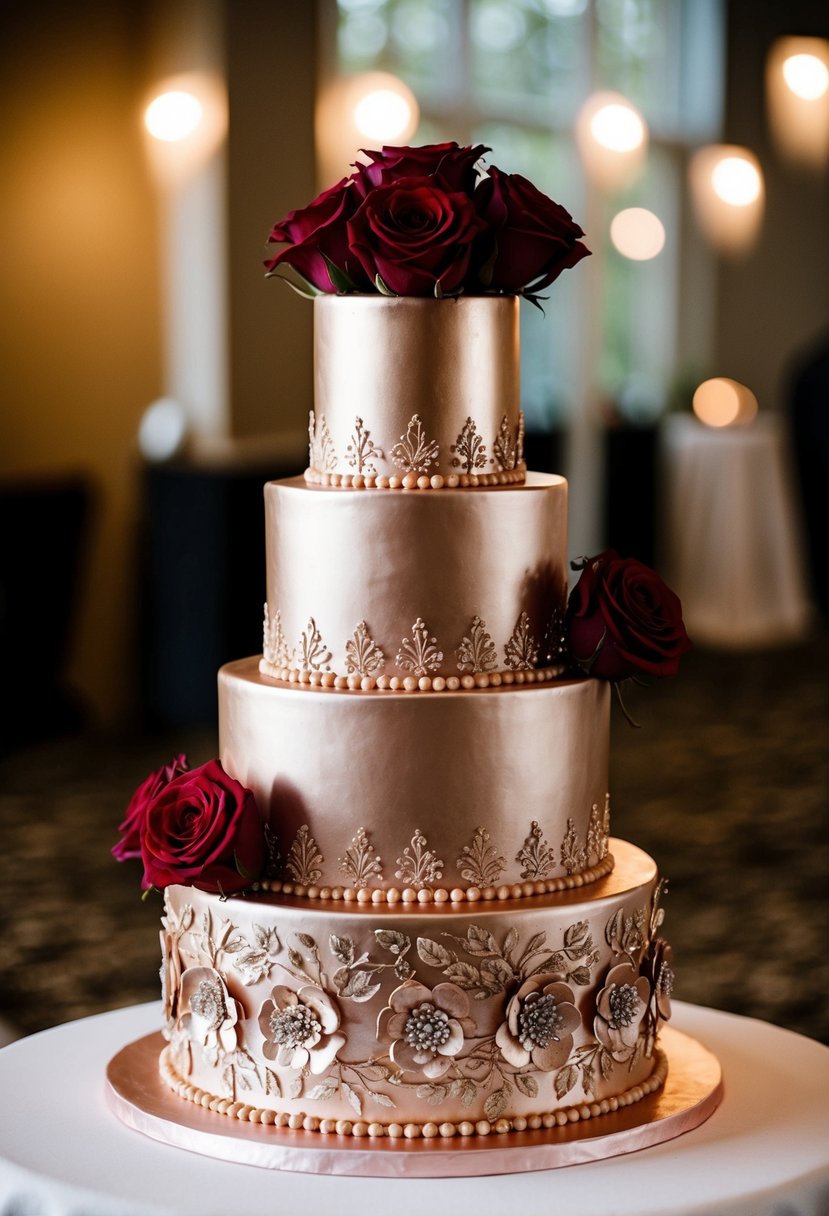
346,416,384,475
560,819,587,876
258,983,345,1075
395,829,444,889
456,615,498,673
396,618,443,676
390,413,440,473
160,899,194,1037
377,980,476,1080
456,826,507,887
640,880,673,1054
593,961,651,1063
338,827,384,890
504,611,539,670
495,976,580,1071
450,416,487,473
178,966,243,1064
262,605,292,668
345,620,385,678
586,796,611,865
492,414,517,472
515,410,526,465
298,618,332,672
231,924,282,986
516,820,556,881
605,903,648,960
284,825,324,886
308,410,337,473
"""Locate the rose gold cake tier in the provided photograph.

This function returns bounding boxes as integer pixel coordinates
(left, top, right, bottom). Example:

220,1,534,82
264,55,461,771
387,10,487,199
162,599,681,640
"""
261,474,567,687
219,659,611,898
160,841,668,1136
308,295,525,488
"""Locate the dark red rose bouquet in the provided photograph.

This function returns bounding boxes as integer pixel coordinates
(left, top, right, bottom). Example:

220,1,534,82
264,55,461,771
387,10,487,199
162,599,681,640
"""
566,551,691,684
265,141,589,300
114,757,265,895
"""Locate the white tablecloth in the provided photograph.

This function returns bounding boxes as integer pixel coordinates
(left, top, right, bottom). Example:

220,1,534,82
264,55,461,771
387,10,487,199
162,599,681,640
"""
661,414,812,647
1,1001,828,1216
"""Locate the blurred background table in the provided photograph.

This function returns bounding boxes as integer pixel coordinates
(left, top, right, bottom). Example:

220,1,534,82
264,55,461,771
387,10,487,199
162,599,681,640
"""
1,1001,828,1216
661,414,811,648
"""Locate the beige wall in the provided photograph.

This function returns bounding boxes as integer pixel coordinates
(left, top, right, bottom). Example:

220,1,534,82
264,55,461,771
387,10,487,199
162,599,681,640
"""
0,3,162,729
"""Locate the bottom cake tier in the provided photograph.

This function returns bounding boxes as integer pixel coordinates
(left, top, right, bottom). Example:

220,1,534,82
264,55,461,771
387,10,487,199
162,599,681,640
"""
159,840,674,1137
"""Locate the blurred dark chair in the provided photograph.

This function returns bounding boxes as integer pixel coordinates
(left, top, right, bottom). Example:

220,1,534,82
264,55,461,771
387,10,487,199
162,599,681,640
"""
788,332,829,622
0,475,92,749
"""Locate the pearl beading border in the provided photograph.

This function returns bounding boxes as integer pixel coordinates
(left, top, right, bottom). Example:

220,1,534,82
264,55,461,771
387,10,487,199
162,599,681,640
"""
304,464,527,491
159,1046,667,1139
258,853,615,906
258,659,567,694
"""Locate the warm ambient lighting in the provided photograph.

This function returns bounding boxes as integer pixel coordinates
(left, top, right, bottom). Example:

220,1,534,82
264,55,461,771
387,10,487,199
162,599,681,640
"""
692,378,758,428
316,72,420,183
354,88,414,143
590,103,645,153
710,156,762,207
141,73,227,187
144,90,203,142
575,92,648,191
689,145,764,256
783,53,829,100
767,37,829,168
609,208,665,260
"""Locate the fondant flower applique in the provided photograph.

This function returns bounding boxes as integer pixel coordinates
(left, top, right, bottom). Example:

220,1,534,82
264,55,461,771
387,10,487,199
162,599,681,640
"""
495,974,581,1071
177,966,243,1060
377,979,475,1080
258,983,345,1075
593,961,651,1062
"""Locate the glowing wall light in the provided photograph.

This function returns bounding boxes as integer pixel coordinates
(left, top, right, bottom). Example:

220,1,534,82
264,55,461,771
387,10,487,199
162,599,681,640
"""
316,73,420,186
689,145,764,256
692,377,759,428
767,37,829,168
142,72,227,188
609,207,666,260
575,91,648,191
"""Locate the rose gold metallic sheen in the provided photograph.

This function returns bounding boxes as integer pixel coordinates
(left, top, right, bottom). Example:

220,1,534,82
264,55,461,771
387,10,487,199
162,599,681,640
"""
219,658,610,894
159,843,661,1131
106,1025,720,1175
312,296,521,483
264,473,567,683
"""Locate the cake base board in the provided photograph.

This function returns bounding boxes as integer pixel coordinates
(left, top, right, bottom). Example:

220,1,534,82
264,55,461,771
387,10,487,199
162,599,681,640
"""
105,1026,722,1178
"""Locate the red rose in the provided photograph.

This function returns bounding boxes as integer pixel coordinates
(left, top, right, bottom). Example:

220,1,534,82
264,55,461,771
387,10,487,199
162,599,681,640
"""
474,167,590,293
140,759,265,894
112,754,188,862
347,178,486,296
264,177,368,293
566,551,691,681
353,141,489,196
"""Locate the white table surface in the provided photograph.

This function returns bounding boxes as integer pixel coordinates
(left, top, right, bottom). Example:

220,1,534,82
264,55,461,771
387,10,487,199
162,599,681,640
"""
1,1001,828,1216
661,413,812,648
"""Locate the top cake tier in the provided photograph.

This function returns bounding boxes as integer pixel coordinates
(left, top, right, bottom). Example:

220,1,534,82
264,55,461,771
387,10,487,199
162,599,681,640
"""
307,295,524,489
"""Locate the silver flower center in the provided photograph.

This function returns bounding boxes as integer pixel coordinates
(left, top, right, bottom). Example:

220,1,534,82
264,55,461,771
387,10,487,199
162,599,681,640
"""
658,965,675,998
270,1003,321,1049
189,978,226,1031
404,1002,451,1054
518,993,565,1050
608,983,641,1029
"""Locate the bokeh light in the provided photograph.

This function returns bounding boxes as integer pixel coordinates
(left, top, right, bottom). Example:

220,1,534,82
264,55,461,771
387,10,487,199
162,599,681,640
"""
711,156,762,207
354,87,415,143
144,91,203,143
782,53,829,100
692,378,758,428
589,102,645,153
609,208,666,260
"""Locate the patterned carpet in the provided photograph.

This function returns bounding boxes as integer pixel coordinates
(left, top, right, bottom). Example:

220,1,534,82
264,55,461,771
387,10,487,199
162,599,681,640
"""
1,627,828,1046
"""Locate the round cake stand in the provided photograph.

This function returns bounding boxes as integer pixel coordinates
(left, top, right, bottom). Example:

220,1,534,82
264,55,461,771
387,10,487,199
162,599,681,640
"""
105,1026,722,1178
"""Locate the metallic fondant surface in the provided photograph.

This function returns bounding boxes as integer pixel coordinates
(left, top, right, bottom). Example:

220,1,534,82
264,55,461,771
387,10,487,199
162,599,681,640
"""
219,659,611,895
263,474,567,684
311,295,522,484
159,842,666,1135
